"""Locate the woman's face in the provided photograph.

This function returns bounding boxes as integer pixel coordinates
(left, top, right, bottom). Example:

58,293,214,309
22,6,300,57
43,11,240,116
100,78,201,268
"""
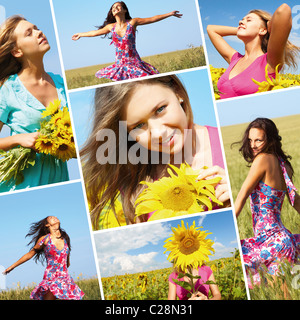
248,128,266,156
12,20,50,60
237,13,266,40
111,2,126,16
47,216,60,227
124,84,189,155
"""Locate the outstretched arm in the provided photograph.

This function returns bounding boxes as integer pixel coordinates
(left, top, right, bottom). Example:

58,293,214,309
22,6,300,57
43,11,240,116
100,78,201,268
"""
234,154,267,217
267,3,293,71
207,25,238,64
131,11,182,27
3,236,46,275
72,24,113,40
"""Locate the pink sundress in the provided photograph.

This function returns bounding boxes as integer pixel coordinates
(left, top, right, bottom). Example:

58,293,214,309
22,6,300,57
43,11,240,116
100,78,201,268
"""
241,157,300,288
95,22,159,81
30,234,84,300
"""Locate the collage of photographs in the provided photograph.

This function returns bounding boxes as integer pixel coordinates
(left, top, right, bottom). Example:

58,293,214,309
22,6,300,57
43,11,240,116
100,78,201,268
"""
0,0,299,305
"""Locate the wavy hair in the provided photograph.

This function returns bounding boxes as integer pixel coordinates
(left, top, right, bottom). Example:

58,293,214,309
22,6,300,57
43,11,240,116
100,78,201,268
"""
26,217,71,265
250,9,300,70
0,15,25,86
235,117,294,177
80,75,194,229
96,1,132,39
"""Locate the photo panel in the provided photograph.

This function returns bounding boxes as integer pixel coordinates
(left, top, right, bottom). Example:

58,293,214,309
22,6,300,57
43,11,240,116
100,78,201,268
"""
0,181,102,300
93,210,248,300
199,0,300,101
216,87,300,299
68,68,231,231
51,0,206,89
0,0,80,195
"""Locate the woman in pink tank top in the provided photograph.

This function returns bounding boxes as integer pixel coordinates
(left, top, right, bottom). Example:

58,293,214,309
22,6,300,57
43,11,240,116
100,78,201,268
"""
207,3,299,99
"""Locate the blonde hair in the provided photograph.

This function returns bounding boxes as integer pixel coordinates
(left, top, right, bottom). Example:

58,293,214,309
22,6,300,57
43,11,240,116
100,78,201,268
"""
80,75,194,229
0,15,25,86
250,9,300,69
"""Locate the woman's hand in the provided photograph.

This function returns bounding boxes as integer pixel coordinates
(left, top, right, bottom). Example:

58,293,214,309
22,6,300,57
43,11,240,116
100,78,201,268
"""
197,165,230,206
3,266,14,275
189,291,208,300
170,11,183,18
16,132,40,149
72,33,81,41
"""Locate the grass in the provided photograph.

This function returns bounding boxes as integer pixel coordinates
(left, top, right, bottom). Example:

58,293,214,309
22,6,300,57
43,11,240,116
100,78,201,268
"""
65,46,205,90
0,276,101,300
221,114,300,299
101,251,247,300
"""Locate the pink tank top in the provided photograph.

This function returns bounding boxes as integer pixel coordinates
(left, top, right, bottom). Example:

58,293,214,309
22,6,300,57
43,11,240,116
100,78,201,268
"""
217,52,276,99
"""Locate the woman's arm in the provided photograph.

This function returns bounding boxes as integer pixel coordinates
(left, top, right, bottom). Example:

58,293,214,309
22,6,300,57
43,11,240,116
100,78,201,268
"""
267,3,293,71
0,132,40,151
131,11,182,27
206,25,238,64
167,281,177,300
234,154,267,217
72,24,112,40
208,272,221,300
3,236,46,275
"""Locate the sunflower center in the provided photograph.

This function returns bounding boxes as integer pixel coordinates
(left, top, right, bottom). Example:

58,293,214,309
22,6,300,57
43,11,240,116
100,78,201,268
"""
160,184,194,211
58,144,68,151
43,141,53,147
179,236,200,255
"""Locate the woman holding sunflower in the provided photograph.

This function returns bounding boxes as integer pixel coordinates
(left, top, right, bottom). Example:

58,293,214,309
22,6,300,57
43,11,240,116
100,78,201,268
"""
80,74,230,229
0,15,70,192
164,221,221,300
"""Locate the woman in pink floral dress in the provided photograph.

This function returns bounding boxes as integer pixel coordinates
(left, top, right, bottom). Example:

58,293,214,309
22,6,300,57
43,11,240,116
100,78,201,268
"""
72,1,182,81
3,216,84,300
234,118,300,290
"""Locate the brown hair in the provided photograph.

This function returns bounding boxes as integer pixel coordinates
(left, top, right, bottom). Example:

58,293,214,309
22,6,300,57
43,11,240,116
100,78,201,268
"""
80,75,194,229
0,15,25,86
250,9,300,69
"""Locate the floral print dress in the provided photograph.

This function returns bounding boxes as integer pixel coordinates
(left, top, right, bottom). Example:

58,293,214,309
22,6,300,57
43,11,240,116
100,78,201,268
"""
95,21,159,81
241,157,300,288
30,234,84,300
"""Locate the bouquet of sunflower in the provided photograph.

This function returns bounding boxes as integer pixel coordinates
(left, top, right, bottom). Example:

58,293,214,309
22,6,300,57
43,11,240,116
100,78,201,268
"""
164,220,216,298
0,99,76,186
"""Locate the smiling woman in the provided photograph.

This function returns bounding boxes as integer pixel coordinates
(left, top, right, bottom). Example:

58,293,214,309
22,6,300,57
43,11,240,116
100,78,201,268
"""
80,73,229,229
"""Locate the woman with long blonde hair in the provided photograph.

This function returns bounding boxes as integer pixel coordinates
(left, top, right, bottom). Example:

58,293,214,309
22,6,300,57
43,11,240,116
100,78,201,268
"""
80,74,230,229
0,15,69,192
207,3,300,99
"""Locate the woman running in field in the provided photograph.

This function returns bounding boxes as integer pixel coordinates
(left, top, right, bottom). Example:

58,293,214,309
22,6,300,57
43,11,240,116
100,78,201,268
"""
72,1,182,81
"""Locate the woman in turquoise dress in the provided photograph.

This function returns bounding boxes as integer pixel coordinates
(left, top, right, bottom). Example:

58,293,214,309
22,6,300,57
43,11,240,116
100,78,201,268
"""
0,15,69,192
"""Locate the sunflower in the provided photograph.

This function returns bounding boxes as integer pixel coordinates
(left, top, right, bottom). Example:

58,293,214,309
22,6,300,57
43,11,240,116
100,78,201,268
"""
42,99,61,118
55,138,76,162
164,220,215,272
135,162,223,221
35,135,58,155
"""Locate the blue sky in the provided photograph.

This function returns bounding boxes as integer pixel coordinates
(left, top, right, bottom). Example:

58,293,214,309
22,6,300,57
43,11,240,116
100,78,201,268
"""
93,210,240,278
51,0,203,70
69,68,218,148
199,0,300,74
216,86,300,126
0,181,100,291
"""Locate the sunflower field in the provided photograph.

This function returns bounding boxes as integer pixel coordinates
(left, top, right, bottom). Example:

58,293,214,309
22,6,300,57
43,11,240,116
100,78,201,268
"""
210,65,300,100
101,249,247,300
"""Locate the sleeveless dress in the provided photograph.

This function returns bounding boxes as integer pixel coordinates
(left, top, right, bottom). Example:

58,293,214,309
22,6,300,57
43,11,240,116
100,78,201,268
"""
0,73,69,193
168,266,212,300
217,52,276,99
95,22,159,81
30,234,84,300
241,157,300,288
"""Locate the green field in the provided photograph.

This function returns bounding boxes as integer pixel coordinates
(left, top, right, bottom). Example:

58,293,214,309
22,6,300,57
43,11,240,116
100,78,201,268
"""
221,114,300,299
65,46,205,90
0,276,101,300
101,251,247,300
